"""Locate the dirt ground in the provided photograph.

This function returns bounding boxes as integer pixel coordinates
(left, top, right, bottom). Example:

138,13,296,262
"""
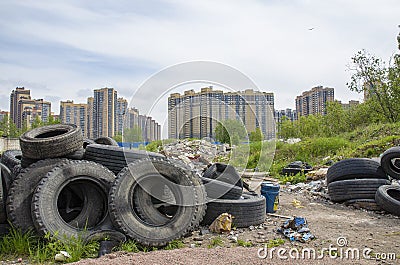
72,186,400,265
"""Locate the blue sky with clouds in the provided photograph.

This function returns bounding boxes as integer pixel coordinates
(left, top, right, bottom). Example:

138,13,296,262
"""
0,0,399,125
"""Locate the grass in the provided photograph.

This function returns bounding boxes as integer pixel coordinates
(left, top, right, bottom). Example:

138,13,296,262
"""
0,227,99,263
207,236,224,248
163,239,185,250
266,238,285,248
237,239,253,247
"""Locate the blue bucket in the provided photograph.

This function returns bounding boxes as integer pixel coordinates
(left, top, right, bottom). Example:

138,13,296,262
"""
261,182,280,213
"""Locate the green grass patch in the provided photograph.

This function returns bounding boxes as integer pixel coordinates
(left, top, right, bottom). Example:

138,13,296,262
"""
237,239,253,247
208,236,224,248
267,238,285,248
164,239,185,250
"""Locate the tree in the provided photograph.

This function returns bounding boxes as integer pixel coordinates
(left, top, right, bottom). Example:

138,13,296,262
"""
46,115,61,125
0,115,20,138
31,116,43,129
249,128,263,142
215,119,247,145
123,126,143,142
113,133,123,142
347,49,400,122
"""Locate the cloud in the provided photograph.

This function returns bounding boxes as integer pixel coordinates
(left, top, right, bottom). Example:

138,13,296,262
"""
0,0,399,119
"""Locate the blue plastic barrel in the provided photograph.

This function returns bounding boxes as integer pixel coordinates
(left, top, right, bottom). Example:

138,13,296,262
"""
261,182,280,213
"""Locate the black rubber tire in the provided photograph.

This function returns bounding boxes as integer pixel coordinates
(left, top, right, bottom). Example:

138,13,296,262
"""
109,158,207,247
94,136,119,146
201,193,266,228
343,199,381,211
84,144,164,174
19,124,83,160
21,156,39,168
31,160,115,241
1,162,12,199
200,176,243,200
328,179,390,202
327,158,388,184
203,163,243,189
65,148,85,160
380,147,400,180
84,229,126,244
375,185,400,216
6,158,70,232
1,150,22,171
83,138,95,149
0,163,7,223
11,164,24,179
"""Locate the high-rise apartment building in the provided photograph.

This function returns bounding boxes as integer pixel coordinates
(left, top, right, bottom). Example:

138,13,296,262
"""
117,98,128,135
124,108,160,142
60,100,89,137
168,87,275,140
274,109,297,123
295,86,334,117
93,87,118,138
10,87,31,128
87,97,94,139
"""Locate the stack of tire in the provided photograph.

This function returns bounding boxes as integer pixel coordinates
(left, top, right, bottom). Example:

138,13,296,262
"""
199,163,266,228
376,147,400,217
327,151,400,217
0,124,266,247
0,124,208,247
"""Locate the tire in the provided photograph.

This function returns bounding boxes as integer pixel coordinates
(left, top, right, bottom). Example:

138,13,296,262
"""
0,164,7,223
1,150,22,171
84,144,164,174
6,158,70,232
65,148,85,160
19,124,83,160
327,158,388,184
201,193,266,228
94,136,119,146
328,179,390,202
201,176,243,200
21,156,39,168
380,147,400,180
375,185,400,216
203,163,243,189
343,199,381,211
31,160,115,241
109,158,207,247
83,138,95,149
1,162,12,199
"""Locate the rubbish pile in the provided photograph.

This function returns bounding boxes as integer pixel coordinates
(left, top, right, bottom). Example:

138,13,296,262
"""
0,124,266,252
160,139,230,172
278,216,315,242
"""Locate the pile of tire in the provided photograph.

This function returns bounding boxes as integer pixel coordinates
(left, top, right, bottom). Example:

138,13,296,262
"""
327,149,400,217
199,163,266,228
0,124,266,247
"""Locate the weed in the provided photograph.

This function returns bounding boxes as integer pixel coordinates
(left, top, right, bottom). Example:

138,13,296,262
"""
118,240,140,253
164,239,185,250
236,239,253,247
208,236,224,248
267,238,285,248
277,172,307,185
0,227,35,257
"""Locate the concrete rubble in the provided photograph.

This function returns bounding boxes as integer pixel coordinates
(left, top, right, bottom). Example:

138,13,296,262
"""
160,139,230,173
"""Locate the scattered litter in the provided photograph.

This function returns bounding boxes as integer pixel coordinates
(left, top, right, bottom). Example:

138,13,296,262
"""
55,251,71,262
209,213,234,233
291,199,304,208
278,216,315,243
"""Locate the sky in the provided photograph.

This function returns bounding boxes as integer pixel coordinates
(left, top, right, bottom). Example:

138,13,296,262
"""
1,0,399,128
